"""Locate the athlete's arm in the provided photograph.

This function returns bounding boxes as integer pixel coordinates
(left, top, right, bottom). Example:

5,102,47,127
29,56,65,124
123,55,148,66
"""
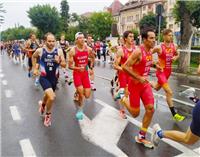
152,45,161,55
122,49,148,83
172,44,180,61
113,47,123,71
57,49,66,68
88,46,95,68
32,48,41,76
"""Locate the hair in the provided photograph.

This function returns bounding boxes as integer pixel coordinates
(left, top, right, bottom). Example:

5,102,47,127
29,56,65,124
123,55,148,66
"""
44,32,55,41
29,32,36,38
87,34,92,38
123,30,133,40
141,27,155,40
163,29,172,36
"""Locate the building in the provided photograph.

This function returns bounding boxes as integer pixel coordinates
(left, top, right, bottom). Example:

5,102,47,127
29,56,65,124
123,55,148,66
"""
110,0,179,36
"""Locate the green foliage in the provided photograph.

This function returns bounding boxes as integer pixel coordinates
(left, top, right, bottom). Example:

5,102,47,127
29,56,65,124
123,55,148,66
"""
27,4,61,37
131,29,139,38
65,26,79,42
1,26,37,41
173,1,200,28
88,12,114,40
139,12,166,33
60,0,70,32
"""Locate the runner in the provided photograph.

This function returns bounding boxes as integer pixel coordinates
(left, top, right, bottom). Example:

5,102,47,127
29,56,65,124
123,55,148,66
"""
68,32,95,120
58,34,71,85
152,89,200,146
25,33,39,78
86,34,96,91
152,29,185,122
32,32,66,127
121,27,156,148
113,30,136,119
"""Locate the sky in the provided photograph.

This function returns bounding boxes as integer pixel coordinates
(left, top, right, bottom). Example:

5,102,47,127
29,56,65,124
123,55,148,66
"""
1,0,127,31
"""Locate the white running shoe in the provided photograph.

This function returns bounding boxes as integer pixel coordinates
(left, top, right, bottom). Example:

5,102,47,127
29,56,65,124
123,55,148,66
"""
151,123,162,146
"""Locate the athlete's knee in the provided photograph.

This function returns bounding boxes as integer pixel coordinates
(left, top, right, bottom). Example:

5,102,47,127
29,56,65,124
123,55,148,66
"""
145,105,154,114
48,93,56,101
130,109,140,118
166,89,173,97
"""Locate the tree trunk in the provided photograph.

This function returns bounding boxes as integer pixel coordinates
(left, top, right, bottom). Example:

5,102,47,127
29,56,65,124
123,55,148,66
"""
177,2,193,73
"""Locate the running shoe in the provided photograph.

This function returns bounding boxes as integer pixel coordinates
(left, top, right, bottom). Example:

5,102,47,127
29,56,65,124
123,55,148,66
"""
179,87,196,98
76,110,83,120
173,113,185,122
44,114,51,127
119,109,127,119
135,136,154,149
34,78,40,87
151,123,162,146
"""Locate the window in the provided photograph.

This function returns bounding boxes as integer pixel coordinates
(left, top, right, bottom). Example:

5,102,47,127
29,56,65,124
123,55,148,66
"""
127,16,133,22
143,6,146,11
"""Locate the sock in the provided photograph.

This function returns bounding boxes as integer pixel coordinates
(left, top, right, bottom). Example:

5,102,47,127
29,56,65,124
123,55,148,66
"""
42,102,45,108
139,128,147,139
169,107,176,116
46,112,51,115
157,130,163,139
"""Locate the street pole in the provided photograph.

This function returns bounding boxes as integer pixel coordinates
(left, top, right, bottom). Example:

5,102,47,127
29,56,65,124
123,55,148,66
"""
158,15,161,44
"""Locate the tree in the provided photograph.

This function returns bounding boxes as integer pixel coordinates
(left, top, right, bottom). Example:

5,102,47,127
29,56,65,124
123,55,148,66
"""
60,0,69,32
139,12,166,33
89,12,114,40
2,26,37,41
0,3,6,26
27,4,61,38
173,1,200,73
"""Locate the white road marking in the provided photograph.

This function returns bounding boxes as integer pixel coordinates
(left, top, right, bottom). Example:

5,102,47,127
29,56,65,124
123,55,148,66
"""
181,85,200,91
154,93,195,107
79,106,128,157
2,80,7,86
95,75,196,108
19,139,36,157
9,106,21,121
95,99,200,157
194,147,200,154
0,73,4,78
5,89,13,98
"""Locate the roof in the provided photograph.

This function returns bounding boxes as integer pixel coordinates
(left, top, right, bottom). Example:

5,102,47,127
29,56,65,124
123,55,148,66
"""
120,0,162,12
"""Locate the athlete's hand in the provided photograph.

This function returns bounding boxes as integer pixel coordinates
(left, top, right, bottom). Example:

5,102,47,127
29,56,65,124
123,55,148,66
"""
172,56,177,62
139,77,149,84
54,55,61,64
79,66,85,72
33,69,39,76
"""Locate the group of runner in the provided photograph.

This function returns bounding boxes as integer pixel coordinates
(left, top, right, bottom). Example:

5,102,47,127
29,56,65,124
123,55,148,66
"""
1,27,199,148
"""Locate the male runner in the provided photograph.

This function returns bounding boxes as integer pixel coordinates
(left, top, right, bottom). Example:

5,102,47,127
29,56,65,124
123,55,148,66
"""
152,88,200,146
121,28,156,148
113,30,135,118
26,33,39,78
87,34,96,91
152,29,185,122
68,32,95,120
32,32,66,127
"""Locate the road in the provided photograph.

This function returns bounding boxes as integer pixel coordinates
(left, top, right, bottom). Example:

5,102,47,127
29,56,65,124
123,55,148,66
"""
1,54,200,157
